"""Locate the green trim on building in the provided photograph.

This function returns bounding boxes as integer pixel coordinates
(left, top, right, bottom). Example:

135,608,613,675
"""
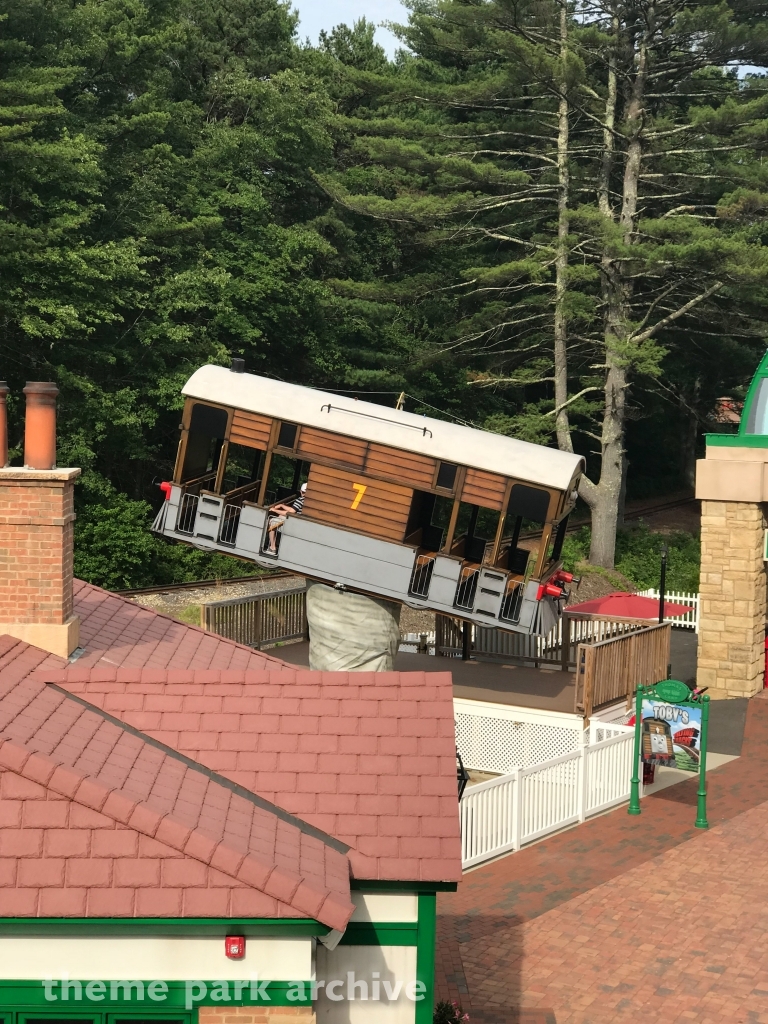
705,433,768,448
339,921,418,946
350,880,457,893
415,893,437,1024
0,917,328,937
738,347,768,436
12,1015,192,1024
0,978,312,1008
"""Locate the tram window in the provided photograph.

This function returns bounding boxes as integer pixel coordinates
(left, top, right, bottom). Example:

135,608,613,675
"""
550,515,569,563
181,403,228,482
507,483,550,524
498,512,541,575
453,503,500,564
436,462,458,490
264,453,307,504
277,421,298,449
222,443,264,494
405,491,453,551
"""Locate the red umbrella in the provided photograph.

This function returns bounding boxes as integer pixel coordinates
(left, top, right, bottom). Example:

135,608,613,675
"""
566,591,691,621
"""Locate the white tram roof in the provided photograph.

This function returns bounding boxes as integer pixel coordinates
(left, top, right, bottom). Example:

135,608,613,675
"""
183,365,585,493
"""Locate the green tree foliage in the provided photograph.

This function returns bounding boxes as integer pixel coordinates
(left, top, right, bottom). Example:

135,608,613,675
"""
0,0,342,586
2,0,767,588
563,524,701,592
318,0,768,566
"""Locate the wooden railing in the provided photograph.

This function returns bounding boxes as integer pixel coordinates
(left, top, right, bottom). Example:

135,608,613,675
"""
574,621,671,719
202,586,308,649
436,613,646,668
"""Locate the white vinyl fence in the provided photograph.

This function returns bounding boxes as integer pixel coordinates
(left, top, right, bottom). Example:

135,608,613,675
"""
455,698,584,773
456,699,635,868
637,588,699,632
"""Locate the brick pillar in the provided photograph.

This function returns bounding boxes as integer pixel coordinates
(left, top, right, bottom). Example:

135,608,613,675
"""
696,500,766,698
198,1008,315,1024
0,468,81,658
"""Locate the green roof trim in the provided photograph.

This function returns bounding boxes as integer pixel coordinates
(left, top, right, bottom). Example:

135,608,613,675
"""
734,348,768,437
340,921,418,946
706,432,768,448
350,880,458,893
0,978,311,1008
0,917,328,937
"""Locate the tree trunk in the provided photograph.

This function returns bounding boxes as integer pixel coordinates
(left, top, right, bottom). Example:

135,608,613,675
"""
680,384,700,490
553,0,572,454
587,20,649,567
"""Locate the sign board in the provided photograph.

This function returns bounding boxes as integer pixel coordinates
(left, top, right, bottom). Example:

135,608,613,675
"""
629,678,710,828
640,698,702,772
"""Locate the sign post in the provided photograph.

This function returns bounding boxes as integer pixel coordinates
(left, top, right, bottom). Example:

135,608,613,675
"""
628,679,710,828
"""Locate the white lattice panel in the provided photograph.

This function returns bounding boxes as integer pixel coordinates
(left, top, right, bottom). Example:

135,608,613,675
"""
454,699,583,773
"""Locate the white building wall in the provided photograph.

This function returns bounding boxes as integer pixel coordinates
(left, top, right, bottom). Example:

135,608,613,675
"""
315,944,417,1024
0,935,312,981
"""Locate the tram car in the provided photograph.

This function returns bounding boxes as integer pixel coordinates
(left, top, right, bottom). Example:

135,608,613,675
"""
641,718,676,766
153,363,585,636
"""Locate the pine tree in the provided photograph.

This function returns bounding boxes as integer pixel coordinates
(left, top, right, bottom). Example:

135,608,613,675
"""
321,0,768,566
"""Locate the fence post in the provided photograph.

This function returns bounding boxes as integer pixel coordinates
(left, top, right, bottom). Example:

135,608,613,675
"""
577,737,588,823
512,768,522,851
254,599,262,650
561,614,570,672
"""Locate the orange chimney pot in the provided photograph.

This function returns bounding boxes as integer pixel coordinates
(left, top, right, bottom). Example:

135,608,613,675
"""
23,381,58,470
0,383,9,468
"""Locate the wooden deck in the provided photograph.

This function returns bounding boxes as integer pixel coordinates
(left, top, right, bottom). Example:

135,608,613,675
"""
274,628,699,715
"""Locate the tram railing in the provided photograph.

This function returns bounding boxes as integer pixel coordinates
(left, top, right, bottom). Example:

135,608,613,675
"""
176,493,199,535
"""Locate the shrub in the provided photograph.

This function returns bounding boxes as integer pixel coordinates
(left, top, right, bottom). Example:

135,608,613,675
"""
560,524,700,592
434,1000,470,1023
73,491,261,590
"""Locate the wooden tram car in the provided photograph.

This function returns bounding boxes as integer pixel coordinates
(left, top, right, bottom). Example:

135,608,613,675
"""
153,364,584,636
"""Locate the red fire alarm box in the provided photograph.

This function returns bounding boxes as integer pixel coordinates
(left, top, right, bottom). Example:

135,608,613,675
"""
225,935,245,960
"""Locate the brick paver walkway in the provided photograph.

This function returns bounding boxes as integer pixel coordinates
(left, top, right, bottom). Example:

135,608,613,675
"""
437,693,768,1023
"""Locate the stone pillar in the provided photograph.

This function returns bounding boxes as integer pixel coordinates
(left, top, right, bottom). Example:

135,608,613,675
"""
696,500,766,698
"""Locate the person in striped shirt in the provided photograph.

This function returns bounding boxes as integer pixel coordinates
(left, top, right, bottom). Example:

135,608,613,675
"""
266,482,306,553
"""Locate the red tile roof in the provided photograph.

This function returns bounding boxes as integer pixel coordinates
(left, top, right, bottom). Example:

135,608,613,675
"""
0,577,461,902
36,580,288,675
0,637,353,927
41,667,462,883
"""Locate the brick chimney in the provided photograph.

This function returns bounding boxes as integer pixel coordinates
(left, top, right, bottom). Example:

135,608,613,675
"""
0,383,80,658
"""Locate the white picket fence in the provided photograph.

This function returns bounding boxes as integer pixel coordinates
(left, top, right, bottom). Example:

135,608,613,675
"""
637,588,699,632
456,698,636,868
459,727,635,868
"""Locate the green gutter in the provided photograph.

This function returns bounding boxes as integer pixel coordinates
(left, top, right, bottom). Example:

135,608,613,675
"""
350,880,457,893
0,917,328,937
339,922,418,946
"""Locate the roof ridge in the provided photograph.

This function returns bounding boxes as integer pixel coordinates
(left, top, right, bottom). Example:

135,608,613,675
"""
76,579,289,667
48,682,349,855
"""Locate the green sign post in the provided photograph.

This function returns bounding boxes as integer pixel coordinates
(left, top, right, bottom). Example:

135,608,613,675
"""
628,678,711,828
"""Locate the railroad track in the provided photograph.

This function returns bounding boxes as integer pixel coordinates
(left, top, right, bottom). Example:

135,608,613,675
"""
116,569,297,598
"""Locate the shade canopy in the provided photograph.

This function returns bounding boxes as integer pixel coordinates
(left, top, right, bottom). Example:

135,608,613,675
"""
566,591,691,621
